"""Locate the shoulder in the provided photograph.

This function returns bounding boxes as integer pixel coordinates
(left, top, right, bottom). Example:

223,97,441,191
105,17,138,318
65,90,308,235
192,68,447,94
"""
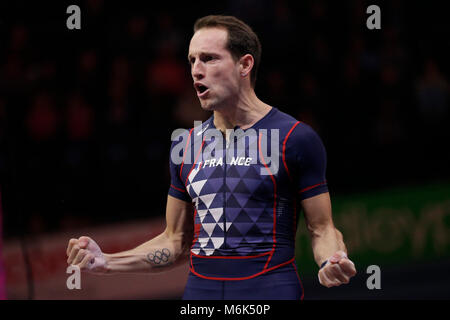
266,108,299,129
274,111,325,161
289,121,322,144
269,108,320,144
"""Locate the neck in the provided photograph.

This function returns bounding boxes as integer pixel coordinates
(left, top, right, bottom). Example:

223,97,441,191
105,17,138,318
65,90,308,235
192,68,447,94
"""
213,89,272,133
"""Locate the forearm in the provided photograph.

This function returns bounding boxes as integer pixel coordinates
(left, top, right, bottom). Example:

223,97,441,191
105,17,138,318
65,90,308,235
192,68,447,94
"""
103,232,188,274
310,226,346,267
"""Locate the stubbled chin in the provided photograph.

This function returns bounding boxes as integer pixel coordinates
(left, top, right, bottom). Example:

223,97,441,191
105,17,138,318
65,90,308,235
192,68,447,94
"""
198,99,216,111
199,104,215,111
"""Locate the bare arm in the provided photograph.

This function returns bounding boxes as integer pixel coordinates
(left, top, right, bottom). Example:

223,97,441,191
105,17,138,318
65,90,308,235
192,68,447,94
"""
301,192,356,287
301,192,345,267
66,195,194,274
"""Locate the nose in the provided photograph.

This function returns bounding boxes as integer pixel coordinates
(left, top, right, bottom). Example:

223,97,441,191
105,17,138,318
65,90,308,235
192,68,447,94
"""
192,60,204,80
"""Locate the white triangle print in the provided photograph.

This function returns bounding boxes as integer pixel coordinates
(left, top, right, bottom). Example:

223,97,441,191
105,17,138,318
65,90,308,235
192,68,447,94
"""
208,208,223,222
191,248,200,255
196,209,208,223
188,166,200,183
218,222,233,231
204,248,215,256
190,180,207,196
202,223,216,237
197,237,209,247
210,237,224,249
199,193,216,209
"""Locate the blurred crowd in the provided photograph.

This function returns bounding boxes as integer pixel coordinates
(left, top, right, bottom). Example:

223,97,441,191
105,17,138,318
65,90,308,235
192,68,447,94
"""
0,0,449,238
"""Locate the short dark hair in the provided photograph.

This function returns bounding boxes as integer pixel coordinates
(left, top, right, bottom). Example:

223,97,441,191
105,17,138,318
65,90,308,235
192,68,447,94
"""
193,15,262,88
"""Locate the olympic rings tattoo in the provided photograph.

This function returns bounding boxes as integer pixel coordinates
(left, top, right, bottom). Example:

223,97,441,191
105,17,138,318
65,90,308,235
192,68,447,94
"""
147,248,171,265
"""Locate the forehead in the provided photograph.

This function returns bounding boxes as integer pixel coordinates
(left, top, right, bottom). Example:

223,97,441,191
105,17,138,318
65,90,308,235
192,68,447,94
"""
188,28,229,56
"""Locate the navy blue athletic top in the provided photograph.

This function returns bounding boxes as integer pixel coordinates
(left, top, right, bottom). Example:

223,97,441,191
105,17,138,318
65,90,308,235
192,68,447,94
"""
168,107,328,280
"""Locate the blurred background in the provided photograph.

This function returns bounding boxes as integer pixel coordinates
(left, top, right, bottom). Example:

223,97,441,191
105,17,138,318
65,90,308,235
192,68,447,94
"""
0,0,449,299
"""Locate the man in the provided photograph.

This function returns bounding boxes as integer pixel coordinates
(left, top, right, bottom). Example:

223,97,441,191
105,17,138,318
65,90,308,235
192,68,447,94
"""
66,15,356,300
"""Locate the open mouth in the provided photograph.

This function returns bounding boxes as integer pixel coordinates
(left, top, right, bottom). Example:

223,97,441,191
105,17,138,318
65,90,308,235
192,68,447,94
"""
195,83,209,97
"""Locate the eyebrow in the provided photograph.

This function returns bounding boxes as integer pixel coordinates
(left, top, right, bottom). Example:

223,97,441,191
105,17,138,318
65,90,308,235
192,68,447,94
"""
187,51,219,62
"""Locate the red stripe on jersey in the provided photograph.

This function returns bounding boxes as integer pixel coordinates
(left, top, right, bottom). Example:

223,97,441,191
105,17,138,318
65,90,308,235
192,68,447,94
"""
282,121,301,180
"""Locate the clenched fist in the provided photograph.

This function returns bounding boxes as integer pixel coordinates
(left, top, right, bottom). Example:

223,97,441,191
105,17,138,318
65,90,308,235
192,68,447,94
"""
66,236,107,274
318,251,356,288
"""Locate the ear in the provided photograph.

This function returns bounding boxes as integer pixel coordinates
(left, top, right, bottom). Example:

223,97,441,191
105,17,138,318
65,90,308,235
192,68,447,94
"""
239,54,254,78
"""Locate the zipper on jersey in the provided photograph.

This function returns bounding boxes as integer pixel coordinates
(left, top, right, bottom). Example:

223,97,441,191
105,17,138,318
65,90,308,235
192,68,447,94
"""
223,136,229,249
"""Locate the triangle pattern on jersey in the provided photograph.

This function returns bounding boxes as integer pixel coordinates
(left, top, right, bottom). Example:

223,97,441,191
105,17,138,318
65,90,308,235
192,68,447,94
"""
196,196,207,211
198,228,210,239
226,194,241,208
210,237,224,249
233,209,253,223
226,208,241,222
216,213,225,224
209,192,223,209
208,165,224,179
191,167,207,183
211,224,223,238
205,179,224,194
208,208,223,222
234,193,250,208
199,193,216,209
226,223,243,237
217,183,231,193
233,180,251,194
188,166,200,184
202,211,216,224
197,237,208,246
190,180,207,196
226,165,241,178
243,208,265,223
221,222,233,231
225,178,241,193
242,165,261,180
252,178,273,195
196,209,208,223
204,238,215,249
202,223,216,237
233,222,255,237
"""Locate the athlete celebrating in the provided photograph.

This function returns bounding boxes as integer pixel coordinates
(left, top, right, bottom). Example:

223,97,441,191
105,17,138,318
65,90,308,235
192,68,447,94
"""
66,15,356,299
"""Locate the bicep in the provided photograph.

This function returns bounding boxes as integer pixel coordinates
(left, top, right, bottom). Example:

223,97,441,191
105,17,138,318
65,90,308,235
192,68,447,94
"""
164,195,194,250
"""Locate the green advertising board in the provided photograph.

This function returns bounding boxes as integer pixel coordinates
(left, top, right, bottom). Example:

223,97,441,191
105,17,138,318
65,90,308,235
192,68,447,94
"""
295,183,450,275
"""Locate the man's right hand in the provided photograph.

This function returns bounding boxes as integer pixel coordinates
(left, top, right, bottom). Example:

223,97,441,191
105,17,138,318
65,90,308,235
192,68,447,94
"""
66,236,108,274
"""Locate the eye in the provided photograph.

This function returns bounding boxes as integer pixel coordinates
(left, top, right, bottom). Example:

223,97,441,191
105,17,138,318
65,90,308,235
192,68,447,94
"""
202,55,215,63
